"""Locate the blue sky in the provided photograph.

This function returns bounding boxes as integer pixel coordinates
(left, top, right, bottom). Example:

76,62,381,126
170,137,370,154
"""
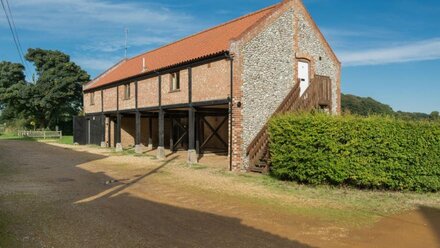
0,0,439,113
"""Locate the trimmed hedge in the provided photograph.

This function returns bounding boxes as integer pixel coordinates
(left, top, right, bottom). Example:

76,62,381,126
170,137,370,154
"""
268,114,440,192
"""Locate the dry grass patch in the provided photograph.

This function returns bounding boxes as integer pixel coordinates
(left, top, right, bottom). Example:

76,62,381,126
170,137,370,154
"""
50,143,440,228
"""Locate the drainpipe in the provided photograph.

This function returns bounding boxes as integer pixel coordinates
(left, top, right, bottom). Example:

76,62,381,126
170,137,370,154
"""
228,54,234,171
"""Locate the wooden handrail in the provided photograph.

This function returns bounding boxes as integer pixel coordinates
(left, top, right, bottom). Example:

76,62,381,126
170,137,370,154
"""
246,75,332,171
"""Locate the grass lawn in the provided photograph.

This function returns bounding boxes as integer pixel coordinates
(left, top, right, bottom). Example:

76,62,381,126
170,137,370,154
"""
230,173,440,225
56,135,73,144
170,162,439,227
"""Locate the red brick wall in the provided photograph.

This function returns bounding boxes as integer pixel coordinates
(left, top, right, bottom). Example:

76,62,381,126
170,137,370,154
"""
106,117,115,147
118,82,136,110
192,59,230,102
121,116,135,148
84,60,231,115
103,88,117,112
105,117,110,146
119,116,173,148
161,70,189,106
230,58,244,170
138,77,159,108
83,91,102,114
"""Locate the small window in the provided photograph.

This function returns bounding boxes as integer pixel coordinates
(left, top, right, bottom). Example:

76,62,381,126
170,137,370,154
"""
124,84,130,100
90,92,95,106
170,72,180,91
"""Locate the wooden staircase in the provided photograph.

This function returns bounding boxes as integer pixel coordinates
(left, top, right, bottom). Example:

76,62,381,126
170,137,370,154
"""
246,75,332,173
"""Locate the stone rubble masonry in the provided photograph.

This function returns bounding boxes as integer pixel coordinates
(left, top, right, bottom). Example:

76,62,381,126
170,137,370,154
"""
230,0,341,170
241,9,295,160
230,1,297,170
296,7,341,114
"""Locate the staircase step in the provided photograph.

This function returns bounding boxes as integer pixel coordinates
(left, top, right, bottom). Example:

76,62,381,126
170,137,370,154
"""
249,160,270,173
249,166,265,173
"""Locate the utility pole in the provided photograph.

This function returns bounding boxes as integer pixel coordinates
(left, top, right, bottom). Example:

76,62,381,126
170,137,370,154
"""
124,28,129,59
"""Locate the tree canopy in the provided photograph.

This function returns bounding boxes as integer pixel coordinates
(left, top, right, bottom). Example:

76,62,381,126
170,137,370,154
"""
342,93,438,121
0,61,25,91
25,48,90,128
0,48,90,129
341,94,394,116
0,62,29,123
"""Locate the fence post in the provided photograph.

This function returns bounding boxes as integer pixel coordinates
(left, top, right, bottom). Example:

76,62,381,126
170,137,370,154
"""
43,131,46,139
60,131,62,140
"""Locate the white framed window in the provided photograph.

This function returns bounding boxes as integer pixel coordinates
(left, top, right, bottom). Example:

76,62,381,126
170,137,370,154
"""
124,84,130,100
90,92,95,106
170,72,180,91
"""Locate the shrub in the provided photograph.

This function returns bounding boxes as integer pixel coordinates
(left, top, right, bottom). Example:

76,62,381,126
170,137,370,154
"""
268,114,440,192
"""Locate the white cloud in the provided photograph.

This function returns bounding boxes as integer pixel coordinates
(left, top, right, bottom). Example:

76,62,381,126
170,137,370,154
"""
4,0,203,51
339,38,440,66
72,56,120,71
10,0,194,31
2,0,207,76
82,36,173,53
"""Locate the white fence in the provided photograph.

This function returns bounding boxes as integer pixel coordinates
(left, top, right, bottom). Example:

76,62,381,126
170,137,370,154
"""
0,125,5,133
18,130,62,139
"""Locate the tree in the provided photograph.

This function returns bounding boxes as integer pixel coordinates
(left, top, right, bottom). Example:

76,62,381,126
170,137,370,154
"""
24,48,90,128
341,93,436,121
0,61,26,109
0,49,90,130
341,94,394,116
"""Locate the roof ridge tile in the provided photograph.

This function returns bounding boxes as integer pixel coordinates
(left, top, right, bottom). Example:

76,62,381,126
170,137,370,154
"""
86,2,279,90
129,3,280,62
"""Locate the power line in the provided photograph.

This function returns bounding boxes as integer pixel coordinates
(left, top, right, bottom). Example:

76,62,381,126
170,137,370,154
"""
0,0,28,72
5,0,31,79
3,0,29,73
5,0,27,64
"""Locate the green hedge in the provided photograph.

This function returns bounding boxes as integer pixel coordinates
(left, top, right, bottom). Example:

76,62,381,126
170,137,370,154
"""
268,114,440,192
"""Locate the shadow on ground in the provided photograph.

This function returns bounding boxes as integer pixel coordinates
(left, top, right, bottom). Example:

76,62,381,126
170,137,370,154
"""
419,205,440,246
0,140,314,247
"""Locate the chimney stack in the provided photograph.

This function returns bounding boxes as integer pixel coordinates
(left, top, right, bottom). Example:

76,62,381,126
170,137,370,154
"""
142,57,147,72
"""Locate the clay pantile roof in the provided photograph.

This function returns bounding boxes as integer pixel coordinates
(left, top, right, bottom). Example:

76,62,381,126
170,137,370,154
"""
85,3,279,90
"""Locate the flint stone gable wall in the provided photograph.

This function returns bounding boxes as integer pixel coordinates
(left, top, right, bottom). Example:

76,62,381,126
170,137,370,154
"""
297,12,339,114
241,9,295,163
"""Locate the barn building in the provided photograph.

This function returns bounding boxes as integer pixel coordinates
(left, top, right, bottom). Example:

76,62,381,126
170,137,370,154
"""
75,0,341,172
